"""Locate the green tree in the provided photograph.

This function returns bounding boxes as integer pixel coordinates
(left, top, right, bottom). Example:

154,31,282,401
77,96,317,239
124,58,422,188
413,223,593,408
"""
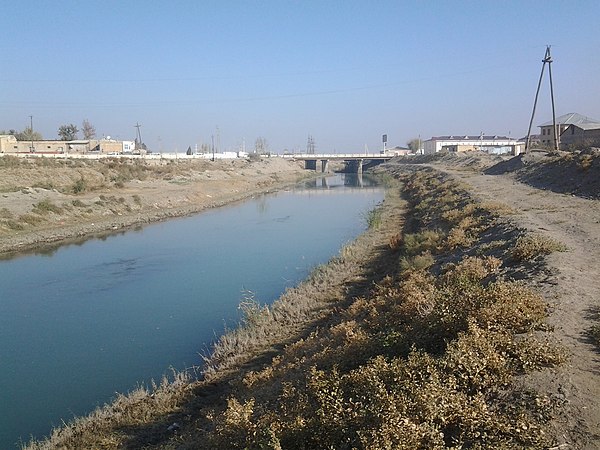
81,119,96,139
58,124,79,141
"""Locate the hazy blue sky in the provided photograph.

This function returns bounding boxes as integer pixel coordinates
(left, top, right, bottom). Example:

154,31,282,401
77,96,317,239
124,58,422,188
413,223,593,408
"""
1,1,599,153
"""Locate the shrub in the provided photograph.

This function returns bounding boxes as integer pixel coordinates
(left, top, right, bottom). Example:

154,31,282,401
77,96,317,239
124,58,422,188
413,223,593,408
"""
72,177,87,194
512,234,566,261
403,230,443,255
365,207,383,229
33,198,63,214
19,214,43,225
399,252,435,272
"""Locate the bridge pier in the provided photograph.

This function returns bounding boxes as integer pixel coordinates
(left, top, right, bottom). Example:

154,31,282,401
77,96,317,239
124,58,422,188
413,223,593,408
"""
304,159,317,170
321,159,329,173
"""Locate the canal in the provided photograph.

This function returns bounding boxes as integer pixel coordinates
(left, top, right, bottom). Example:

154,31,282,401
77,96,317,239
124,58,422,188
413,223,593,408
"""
0,173,385,448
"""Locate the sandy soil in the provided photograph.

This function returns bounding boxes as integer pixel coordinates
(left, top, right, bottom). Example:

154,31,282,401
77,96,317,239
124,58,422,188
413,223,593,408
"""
418,152,600,449
0,157,310,257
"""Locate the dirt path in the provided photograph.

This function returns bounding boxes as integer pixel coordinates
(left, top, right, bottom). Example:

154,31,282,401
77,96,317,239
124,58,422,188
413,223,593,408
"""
447,168,600,448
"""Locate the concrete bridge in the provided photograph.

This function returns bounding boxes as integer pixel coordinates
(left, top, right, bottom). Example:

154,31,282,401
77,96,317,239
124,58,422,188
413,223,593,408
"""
280,153,393,173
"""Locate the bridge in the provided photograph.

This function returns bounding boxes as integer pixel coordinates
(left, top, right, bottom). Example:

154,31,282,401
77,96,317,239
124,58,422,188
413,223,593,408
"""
280,153,393,173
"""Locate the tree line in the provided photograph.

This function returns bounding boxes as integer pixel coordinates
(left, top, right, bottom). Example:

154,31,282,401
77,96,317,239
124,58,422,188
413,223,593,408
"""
1,119,96,141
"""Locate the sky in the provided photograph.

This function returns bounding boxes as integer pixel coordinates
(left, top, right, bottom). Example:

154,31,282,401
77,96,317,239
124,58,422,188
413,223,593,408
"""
1,0,599,154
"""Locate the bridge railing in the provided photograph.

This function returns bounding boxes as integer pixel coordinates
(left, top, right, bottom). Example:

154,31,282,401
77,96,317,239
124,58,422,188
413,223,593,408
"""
279,153,390,159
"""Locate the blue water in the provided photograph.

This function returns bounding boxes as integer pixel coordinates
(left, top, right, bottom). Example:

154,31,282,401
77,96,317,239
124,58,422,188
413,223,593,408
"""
0,173,384,448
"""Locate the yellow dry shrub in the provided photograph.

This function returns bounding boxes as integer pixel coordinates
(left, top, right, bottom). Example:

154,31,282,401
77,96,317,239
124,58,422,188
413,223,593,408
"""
396,270,437,318
475,282,547,332
512,233,566,261
441,256,501,288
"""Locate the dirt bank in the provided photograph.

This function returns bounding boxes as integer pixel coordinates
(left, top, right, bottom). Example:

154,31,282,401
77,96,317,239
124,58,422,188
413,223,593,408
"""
0,156,310,257
391,151,600,448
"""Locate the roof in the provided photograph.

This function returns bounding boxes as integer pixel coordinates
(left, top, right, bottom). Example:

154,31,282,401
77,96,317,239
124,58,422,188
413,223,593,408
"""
564,122,600,131
539,112,600,127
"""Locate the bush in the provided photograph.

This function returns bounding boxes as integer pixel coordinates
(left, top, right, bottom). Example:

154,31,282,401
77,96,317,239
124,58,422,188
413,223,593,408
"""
33,198,63,214
72,177,87,194
512,234,566,261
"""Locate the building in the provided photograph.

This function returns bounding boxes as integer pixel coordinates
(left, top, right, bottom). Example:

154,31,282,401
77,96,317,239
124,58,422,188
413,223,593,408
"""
423,135,523,155
0,135,136,155
538,112,600,147
560,123,600,148
382,146,412,156
0,135,67,153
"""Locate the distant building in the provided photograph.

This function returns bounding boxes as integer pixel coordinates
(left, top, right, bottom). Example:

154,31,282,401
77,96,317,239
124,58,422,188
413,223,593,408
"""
538,112,600,147
423,135,523,155
0,135,67,153
0,135,136,155
382,146,412,156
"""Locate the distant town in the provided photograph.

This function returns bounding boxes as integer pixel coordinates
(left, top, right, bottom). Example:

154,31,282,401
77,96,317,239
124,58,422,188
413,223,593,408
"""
2,111,599,159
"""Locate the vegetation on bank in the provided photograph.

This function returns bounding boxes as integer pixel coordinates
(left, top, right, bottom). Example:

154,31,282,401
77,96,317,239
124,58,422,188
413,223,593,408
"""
25,167,567,449
0,155,201,195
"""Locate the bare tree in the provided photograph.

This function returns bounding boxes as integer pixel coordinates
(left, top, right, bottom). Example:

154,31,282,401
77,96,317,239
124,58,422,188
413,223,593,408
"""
81,119,96,139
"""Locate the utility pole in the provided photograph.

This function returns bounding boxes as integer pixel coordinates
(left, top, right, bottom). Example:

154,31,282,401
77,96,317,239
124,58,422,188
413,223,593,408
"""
525,46,558,152
134,122,143,151
29,115,34,152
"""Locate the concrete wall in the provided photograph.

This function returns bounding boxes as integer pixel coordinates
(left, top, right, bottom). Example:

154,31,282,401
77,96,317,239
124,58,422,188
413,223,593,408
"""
560,126,600,148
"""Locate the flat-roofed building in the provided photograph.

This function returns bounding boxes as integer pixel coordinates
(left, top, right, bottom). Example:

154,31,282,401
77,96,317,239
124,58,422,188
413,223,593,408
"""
423,135,523,155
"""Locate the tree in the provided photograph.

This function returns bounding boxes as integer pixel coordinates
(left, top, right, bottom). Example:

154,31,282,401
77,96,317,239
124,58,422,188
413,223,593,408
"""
407,138,421,152
1,128,43,140
58,124,79,141
81,119,96,139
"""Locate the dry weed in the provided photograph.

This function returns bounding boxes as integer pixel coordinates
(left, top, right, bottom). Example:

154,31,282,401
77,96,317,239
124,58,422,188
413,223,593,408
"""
512,234,567,261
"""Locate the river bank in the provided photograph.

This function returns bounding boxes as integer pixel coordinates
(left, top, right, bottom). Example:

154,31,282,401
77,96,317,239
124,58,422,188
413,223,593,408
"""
26,154,590,449
0,156,310,257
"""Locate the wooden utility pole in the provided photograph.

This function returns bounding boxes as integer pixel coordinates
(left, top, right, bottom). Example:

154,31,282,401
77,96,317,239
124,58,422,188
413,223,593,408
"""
525,46,558,152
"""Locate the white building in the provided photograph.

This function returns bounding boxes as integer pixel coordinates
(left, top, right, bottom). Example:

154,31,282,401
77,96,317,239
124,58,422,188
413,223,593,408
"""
423,135,523,155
